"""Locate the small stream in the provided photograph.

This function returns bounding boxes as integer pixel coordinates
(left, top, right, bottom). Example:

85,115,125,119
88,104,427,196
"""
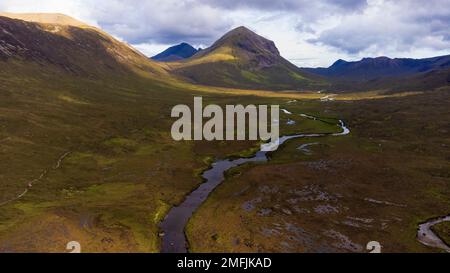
417,215,450,252
159,114,350,253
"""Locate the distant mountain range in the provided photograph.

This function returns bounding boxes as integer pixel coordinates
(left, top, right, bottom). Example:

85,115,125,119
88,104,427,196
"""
1,12,449,93
303,55,450,92
304,55,450,81
151,43,199,62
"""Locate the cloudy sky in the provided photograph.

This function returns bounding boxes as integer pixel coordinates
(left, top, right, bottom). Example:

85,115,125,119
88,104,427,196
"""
1,0,449,67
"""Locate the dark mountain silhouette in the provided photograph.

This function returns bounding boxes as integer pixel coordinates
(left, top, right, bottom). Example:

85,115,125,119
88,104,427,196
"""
151,42,199,62
304,55,450,81
302,55,450,92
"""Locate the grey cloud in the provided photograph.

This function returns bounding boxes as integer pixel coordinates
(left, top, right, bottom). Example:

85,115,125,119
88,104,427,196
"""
309,0,450,54
296,23,315,34
200,0,368,12
82,0,368,46
84,0,232,45
86,0,369,46
3,0,447,58
86,0,449,55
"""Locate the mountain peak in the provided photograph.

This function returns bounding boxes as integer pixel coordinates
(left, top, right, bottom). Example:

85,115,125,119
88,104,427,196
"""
227,26,253,34
151,42,198,62
169,26,325,91
0,12,88,27
211,26,280,58
331,59,348,67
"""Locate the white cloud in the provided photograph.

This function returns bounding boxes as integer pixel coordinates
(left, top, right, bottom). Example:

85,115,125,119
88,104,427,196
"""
0,0,97,26
309,0,450,61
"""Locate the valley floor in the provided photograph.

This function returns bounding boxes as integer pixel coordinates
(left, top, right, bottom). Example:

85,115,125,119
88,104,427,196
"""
0,65,448,252
186,89,450,253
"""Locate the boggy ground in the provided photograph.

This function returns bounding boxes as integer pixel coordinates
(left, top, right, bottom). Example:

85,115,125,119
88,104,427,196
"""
0,61,268,252
0,58,448,252
186,88,450,253
0,60,336,252
1,15,448,253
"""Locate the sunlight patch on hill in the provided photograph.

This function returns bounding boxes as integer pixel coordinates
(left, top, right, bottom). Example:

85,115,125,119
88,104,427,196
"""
169,46,236,69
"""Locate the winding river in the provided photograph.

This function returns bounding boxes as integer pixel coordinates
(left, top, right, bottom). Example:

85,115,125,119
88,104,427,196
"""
160,113,350,253
417,215,450,252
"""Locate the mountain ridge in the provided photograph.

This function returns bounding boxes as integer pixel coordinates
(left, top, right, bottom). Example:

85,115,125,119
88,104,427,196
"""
0,12,88,27
168,26,328,91
1,12,448,93
0,14,170,81
304,55,450,81
302,55,450,92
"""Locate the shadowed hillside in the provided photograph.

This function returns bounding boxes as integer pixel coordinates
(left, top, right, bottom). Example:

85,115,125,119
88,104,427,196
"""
0,13,171,81
0,13,207,252
0,12,293,253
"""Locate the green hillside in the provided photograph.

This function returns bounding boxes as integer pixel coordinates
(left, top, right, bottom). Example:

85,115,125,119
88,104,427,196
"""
0,14,261,252
168,26,329,91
